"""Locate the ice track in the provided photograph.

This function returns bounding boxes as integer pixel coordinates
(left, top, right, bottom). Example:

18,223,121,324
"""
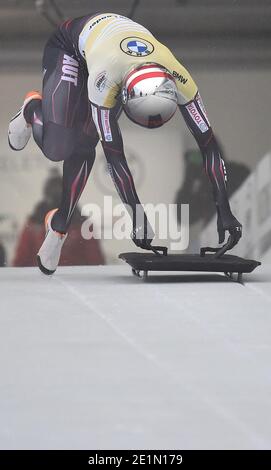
0,265,271,450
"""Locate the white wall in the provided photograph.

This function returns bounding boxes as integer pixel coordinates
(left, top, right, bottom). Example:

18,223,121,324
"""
182,67,271,169
200,152,271,260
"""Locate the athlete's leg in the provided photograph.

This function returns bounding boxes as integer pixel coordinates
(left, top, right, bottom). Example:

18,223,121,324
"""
24,42,99,234
36,131,97,274
36,121,98,273
24,43,94,161
23,40,100,272
51,133,96,233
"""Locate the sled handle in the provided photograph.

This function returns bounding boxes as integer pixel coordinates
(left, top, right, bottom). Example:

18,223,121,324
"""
149,245,168,256
200,234,234,259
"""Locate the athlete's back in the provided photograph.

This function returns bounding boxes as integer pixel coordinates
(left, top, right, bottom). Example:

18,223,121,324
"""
76,13,197,108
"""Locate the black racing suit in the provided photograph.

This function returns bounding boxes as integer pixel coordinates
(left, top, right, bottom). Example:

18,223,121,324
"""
25,15,241,249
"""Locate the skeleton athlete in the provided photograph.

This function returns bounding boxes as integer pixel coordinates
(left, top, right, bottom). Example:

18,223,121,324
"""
8,12,242,274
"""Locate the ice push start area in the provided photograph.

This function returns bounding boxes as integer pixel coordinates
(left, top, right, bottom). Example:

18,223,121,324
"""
0,254,271,451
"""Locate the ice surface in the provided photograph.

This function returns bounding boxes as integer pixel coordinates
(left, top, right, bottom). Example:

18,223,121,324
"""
0,264,271,450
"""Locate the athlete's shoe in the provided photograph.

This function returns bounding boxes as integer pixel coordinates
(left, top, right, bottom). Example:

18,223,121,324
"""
8,90,42,151
37,209,67,275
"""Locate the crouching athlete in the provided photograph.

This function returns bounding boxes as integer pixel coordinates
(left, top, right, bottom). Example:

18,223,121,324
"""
8,12,242,274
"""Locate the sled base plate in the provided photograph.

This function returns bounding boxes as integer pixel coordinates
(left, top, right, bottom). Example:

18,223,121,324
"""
119,253,261,283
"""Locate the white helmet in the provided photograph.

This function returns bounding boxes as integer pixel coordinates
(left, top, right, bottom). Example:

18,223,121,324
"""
121,63,178,128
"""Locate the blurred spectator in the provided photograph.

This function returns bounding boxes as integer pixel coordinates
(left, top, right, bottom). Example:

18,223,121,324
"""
0,242,7,267
175,145,250,227
13,169,104,267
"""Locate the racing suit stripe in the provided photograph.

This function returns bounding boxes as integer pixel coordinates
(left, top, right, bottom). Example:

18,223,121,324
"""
179,95,232,221
91,103,144,224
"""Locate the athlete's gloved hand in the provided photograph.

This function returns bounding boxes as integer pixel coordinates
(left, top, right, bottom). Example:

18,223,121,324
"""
217,208,242,250
131,220,155,250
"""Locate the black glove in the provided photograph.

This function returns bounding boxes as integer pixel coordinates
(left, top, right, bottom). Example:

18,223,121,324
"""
217,207,242,250
131,220,154,250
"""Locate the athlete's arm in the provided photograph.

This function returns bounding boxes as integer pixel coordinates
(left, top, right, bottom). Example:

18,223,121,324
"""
179,93,242,248
158,44,242,247
90,102,154,247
